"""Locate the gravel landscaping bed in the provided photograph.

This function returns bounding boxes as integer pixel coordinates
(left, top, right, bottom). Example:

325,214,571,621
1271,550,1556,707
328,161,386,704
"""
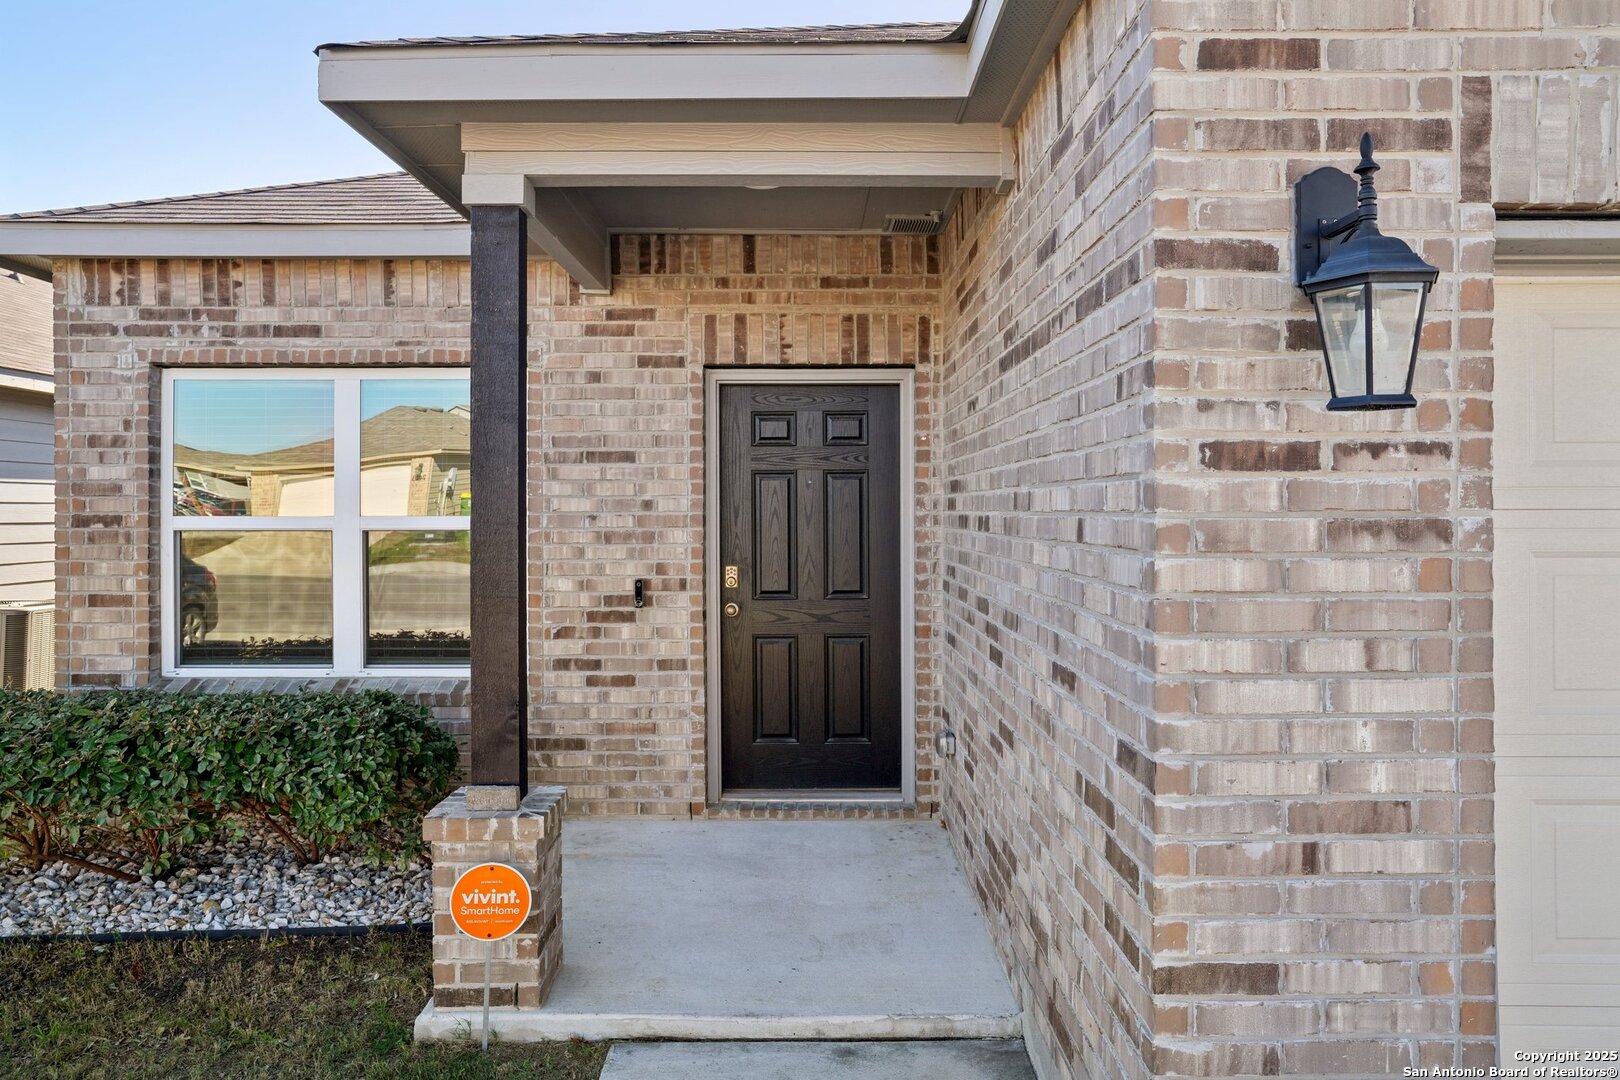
0,826,431,937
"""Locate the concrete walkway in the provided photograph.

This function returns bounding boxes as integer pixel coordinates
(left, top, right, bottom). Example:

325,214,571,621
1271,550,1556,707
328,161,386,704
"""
599,1040,1037,1079
416,819,1021,1042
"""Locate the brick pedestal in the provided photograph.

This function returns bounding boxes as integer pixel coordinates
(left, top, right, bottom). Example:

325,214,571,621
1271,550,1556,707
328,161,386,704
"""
425,785,565,1008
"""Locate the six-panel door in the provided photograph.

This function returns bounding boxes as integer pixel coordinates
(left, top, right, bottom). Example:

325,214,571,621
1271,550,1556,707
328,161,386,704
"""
718,383,902,790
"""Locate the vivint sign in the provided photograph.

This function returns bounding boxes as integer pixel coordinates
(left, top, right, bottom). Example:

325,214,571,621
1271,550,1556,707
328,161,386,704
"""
450,863,533,941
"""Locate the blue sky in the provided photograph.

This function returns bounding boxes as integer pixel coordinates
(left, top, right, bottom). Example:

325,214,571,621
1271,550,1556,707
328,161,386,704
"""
1,1,964,214
175,381,334,455
175,379,472,453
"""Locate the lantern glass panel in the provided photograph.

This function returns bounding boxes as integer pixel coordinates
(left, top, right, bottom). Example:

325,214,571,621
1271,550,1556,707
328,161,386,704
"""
1370,282,1426,396
1313,284,1368,398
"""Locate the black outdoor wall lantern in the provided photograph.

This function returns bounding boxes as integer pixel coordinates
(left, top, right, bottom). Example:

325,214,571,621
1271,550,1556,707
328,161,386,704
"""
1294,133,1439,410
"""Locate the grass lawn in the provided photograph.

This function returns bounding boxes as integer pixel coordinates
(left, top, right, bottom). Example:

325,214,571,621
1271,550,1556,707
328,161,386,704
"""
0,932,607,1080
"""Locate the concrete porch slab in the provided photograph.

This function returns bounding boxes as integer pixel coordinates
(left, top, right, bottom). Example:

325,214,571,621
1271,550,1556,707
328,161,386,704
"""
599,1040,1037,1079
416,819,1021,1042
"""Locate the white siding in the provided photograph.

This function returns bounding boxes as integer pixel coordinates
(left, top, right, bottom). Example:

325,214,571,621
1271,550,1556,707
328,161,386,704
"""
0,388,53,602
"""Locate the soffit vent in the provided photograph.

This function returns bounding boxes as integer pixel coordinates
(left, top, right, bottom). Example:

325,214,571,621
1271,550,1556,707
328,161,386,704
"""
882,211,944,236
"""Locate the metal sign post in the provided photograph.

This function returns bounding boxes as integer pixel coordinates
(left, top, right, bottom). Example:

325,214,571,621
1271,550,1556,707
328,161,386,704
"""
482,941,493,1051
448,863,534,1053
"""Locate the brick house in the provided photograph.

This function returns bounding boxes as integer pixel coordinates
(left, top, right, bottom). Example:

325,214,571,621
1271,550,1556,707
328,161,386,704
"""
4,2,1620,1074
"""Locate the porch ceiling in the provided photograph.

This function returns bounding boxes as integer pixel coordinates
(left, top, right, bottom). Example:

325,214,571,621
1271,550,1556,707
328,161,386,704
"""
316,0,1079,291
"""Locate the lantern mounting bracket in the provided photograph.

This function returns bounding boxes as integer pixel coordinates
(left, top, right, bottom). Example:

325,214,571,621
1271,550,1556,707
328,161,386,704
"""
1295,132,1393,284
1293,166,1360,285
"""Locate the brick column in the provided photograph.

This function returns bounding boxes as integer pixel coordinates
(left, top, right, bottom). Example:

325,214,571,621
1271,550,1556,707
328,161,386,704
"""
425,785,564,1008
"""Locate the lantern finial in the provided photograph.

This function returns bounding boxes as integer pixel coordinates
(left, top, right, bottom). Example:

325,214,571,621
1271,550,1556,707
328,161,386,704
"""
1353,132,1380,231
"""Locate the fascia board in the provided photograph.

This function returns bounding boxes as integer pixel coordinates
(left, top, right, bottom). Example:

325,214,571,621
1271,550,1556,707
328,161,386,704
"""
0,223,472,259
0,371,52,396
1496,218,1620,270
318,46,972,104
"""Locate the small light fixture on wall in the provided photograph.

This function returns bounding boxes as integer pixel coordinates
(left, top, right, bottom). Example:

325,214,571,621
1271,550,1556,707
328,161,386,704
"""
1294,133,1439,411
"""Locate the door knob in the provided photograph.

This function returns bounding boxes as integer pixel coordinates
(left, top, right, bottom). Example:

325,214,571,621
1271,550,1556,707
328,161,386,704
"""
724,602,740,618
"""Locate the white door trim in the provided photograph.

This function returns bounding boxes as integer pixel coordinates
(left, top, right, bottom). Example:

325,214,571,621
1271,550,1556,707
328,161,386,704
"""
702,366,918,805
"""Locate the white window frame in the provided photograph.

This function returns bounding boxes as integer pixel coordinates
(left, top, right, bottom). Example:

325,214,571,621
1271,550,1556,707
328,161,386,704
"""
160,368,472,678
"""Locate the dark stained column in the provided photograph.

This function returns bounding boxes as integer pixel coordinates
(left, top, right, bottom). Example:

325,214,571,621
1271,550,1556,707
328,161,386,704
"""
469,204,528,792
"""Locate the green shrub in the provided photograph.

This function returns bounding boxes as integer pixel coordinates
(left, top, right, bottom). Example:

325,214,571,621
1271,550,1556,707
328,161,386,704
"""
0,690,458,880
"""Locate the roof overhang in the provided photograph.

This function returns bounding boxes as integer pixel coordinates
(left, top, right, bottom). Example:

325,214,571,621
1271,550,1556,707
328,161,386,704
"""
1,255,52,280
318,0,1078,290
0,222,472,279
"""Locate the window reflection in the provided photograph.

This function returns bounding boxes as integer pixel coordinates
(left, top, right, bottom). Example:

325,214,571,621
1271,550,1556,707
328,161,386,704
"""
172,381,335,517
177,532,333,665
360,380,471,517
366,530,471,665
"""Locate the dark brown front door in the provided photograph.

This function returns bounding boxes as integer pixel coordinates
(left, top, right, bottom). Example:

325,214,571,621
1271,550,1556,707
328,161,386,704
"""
719,382,902,790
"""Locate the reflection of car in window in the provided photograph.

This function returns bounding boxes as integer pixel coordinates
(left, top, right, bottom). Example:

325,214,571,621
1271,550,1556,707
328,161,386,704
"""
179,555,219,646
173,482,247,517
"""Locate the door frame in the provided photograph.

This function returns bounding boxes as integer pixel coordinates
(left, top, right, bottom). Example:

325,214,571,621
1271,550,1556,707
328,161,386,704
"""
703,366,917,805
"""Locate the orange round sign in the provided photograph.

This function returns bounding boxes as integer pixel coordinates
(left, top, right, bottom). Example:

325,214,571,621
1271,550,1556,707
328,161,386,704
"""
449,863,533,941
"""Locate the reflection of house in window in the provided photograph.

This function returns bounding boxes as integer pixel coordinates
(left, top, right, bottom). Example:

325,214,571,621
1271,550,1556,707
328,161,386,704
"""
174,435,334,516
174,405,471,518
362,403,471,516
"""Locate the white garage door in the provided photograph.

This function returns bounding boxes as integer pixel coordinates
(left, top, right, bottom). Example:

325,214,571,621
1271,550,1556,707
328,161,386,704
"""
1497,277,1620,1055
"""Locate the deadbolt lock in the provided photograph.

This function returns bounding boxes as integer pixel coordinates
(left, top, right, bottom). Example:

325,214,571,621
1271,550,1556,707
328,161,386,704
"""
723,565,740,589
723,602,740,618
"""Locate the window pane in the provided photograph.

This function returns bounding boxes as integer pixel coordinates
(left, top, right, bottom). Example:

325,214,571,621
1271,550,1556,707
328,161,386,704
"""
360,380,471,517
366,530,470,666
1370,282,1426,397
178,532,333,665
173,381,334,517
1313,285,1367,398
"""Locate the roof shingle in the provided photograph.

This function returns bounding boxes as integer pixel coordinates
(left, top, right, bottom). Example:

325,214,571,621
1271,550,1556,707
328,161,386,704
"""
5,173,461,226
320,20,964,50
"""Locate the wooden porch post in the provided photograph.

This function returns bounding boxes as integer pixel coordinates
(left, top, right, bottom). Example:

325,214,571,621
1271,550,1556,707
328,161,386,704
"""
469,204,528,793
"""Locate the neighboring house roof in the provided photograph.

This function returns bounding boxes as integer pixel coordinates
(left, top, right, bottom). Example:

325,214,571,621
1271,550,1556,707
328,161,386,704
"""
5,173,462,226
174,405,468,476
323,22,964,49
0,272,53,388
361,404,470,462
